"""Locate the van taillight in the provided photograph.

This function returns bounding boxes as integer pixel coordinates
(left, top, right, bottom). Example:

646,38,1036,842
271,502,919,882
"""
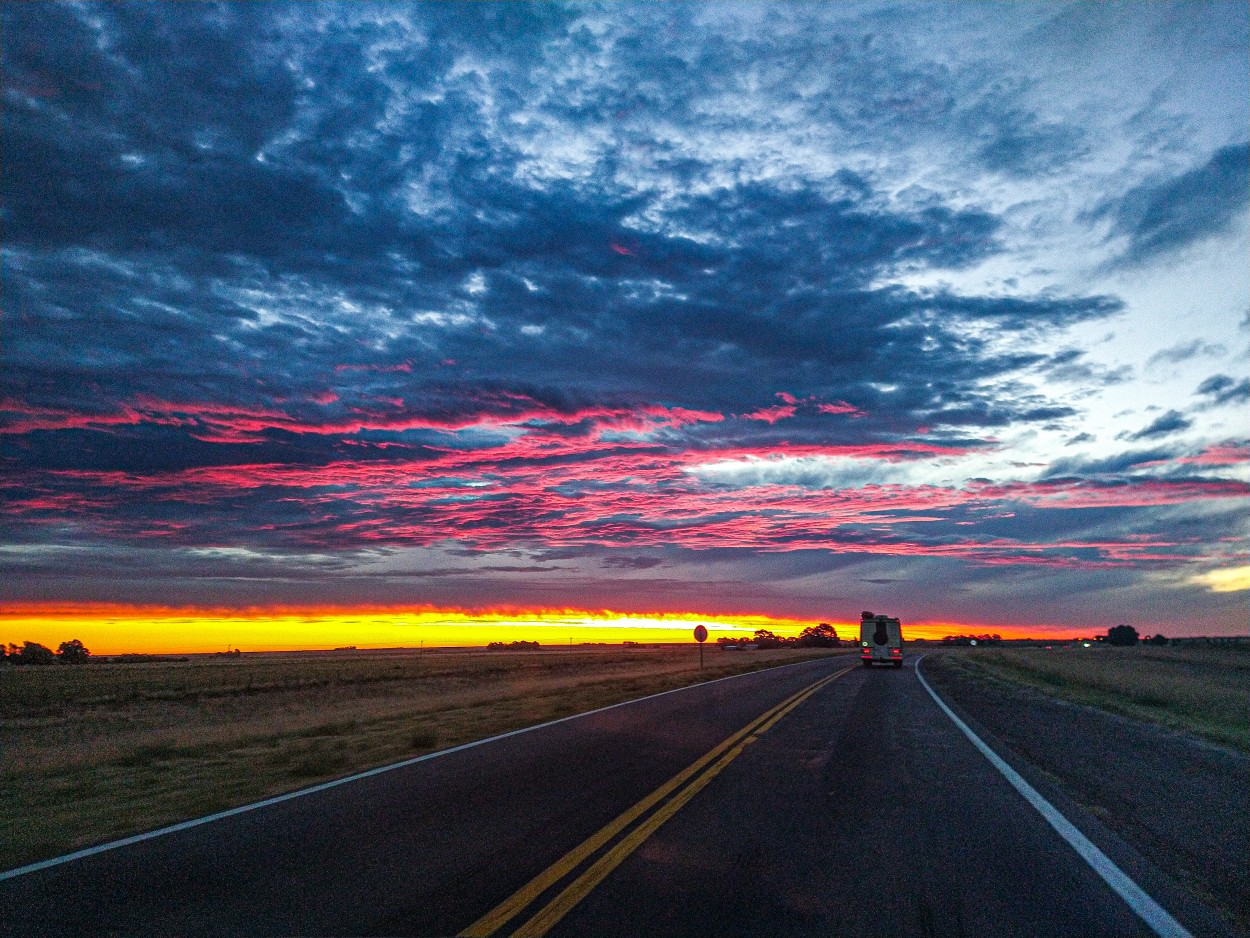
890,648,901,655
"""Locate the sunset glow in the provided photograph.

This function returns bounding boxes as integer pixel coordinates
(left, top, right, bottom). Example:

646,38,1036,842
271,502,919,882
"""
0,604,1079,656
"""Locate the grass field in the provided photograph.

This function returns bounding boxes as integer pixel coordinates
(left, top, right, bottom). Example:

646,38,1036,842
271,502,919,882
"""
0,644,843,871
939,645,1250,753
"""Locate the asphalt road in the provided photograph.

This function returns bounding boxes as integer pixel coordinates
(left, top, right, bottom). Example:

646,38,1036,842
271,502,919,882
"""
0,655,1208,937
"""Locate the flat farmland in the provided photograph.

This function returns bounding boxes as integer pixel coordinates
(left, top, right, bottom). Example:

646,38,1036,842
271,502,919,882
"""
0,644,843,872
937,645,1250,752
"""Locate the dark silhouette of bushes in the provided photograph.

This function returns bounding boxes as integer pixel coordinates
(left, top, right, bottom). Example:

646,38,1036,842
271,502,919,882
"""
487,640,541,650
3,640,93,665
9,642,57,665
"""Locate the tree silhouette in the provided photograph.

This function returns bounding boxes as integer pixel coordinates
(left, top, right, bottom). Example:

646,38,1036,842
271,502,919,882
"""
14,642,56,665
752,629,783,648
57,639,91,664
796,624,840,647
1106,624,1139,646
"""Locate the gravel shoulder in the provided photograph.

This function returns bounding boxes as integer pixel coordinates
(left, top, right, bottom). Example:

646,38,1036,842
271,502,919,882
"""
922,652,1250,934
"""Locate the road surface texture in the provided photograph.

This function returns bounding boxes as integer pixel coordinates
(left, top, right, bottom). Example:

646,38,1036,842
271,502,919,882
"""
1,654,1232,937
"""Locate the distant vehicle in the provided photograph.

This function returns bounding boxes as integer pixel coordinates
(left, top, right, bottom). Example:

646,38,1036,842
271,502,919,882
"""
860,611,904,668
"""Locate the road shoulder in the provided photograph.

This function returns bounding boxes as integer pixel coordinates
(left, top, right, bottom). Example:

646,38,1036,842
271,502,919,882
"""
921,653,1249,938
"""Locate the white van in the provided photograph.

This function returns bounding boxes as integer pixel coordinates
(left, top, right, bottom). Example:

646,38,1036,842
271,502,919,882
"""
860,611,903,667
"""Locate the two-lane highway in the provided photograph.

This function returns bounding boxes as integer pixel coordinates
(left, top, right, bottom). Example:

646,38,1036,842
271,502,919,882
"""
0,654,1204,936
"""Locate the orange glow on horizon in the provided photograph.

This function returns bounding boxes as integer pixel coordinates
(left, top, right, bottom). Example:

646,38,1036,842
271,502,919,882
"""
0,605,1100,655
0,602,1098,656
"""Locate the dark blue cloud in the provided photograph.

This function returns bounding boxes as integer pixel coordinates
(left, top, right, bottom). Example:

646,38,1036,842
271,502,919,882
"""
969,100,1085,178
1122,410,1193,441
0,6,1141,497
1039,349,1132,385
1195,374,1250,407
1097,142,1250,266
1147,340,1226,368
1042,448,1175,478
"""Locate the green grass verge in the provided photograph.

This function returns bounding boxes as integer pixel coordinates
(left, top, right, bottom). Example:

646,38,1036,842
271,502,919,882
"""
939,646,1249,753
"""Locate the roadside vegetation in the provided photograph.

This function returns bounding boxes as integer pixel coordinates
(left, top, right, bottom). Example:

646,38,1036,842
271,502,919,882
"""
938,645,1249,752
717,623,840,648
0,644,843,871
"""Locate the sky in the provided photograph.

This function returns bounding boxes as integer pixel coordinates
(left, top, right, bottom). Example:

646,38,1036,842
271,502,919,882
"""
2,2,1247,651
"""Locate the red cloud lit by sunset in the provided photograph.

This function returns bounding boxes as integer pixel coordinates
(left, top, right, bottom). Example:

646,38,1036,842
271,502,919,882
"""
4,412,1243,569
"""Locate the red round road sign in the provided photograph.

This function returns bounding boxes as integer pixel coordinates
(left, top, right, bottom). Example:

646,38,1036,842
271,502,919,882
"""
693,625,708,643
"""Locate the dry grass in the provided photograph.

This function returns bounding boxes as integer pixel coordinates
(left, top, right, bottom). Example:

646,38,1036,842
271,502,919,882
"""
0,645,842,871
941,645,1250,752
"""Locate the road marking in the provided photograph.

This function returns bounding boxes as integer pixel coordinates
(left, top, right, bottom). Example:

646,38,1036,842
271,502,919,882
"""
455,690,792,938
511,676,834,937
462,666,853,937
0,654,850,882
915,657,1193,938
457,681,808,938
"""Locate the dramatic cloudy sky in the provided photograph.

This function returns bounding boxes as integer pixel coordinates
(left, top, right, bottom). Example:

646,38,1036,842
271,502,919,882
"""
2,2,1247,634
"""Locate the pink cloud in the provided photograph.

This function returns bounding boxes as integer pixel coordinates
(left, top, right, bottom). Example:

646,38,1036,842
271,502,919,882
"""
739,392,798,423
5,389,1243,574
739,404,795,424
0,393,726,442
739,392,866,423
10,439,1239,570
1179,441,1250,466
816,400,866,417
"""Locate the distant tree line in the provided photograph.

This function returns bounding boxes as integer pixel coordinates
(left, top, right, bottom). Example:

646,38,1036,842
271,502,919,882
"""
487,640,541,650
937,627,1172,647
717,624,841,649
1104,625,1168,646
2,639,91,665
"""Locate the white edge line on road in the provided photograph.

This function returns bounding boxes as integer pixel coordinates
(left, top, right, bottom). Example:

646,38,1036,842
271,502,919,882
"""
914,655,1192,938
1,654,849,882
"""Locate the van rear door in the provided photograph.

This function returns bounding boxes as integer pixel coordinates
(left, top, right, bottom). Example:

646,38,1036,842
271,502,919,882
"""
860,613,904,667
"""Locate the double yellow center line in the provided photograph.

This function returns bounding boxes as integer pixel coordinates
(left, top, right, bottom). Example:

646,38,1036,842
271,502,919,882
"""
460,665,853,937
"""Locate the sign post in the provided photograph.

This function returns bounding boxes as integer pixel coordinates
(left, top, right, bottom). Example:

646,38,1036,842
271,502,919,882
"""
693,624,708,668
